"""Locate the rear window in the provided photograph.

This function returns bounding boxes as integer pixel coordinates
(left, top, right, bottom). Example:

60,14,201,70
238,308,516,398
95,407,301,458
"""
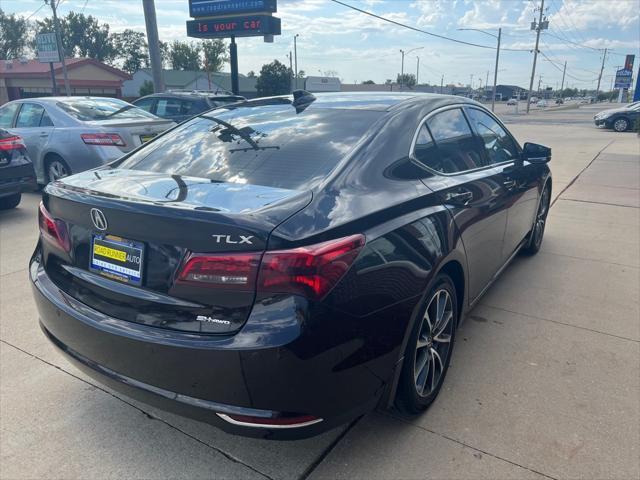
57,98,157,121
116,104,379,190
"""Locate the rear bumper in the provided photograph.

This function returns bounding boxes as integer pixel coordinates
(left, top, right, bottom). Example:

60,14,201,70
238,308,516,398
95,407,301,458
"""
30,251,388,439
0,164,37,197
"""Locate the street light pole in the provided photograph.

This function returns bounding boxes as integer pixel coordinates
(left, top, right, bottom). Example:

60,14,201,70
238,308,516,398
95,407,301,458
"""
399,49,405,89
416,56,420,85
560,60,567,94
46,0,70,96
440,74,444,94
457,27,501,111
491,28,501,112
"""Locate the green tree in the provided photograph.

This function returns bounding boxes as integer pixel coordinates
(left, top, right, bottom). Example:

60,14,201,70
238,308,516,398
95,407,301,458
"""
297,69,306,78
201,39,228,72
139,80,154,96
0,9,30,59
256,60,291,96
247,70,256,78
113,29,149,74
361,80,375,84
168,41,200,70
396,73,416,87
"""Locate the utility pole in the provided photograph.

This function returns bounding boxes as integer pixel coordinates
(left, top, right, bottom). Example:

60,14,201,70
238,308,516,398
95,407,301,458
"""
294,34,299,90
46,0,70,96
440,74,444,94
526,0,547,113
416,56,420,85
400,49,405,89
491,28,501,112
560,60,567,94
142,0,165,93
596,48,607,98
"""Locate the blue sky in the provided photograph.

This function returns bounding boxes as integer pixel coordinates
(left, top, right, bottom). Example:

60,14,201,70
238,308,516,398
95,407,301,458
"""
2,0,639,90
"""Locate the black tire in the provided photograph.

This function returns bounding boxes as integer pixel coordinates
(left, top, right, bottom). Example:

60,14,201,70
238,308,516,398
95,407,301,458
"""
45,155,71,183
395,273,458,414
522,184,551,255
0,193,21,210
612,117,629,132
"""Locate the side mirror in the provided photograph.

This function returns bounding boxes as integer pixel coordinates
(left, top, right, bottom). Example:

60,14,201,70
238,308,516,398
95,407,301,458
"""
522,142,551,164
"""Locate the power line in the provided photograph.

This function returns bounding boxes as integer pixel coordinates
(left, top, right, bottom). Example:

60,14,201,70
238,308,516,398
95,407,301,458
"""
81,0,89,14
26,2,47,20
329,0,528,52
539,51,598,83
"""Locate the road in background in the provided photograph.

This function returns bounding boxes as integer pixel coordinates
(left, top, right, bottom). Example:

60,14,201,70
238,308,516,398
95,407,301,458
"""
1,104,638,480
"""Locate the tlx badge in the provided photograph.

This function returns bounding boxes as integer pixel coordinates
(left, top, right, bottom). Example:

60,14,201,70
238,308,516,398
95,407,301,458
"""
211,234,254,245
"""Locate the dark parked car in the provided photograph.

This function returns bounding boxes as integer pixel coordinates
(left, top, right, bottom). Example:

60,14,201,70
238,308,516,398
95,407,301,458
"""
31,92,552,439
594,101,640,132
132,91,246,123
0,129,37,209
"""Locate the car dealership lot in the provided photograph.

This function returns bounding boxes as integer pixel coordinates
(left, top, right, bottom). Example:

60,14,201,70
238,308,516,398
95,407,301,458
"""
1,104,638,479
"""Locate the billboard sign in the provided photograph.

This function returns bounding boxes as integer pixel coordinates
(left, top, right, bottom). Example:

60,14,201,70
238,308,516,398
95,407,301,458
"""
614,68,633,89
36,33,60,63
186,15,281,38
189,0,276,17
624,54,635,71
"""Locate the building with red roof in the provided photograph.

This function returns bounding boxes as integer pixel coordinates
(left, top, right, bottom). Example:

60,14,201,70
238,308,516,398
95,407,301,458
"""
0,58,131,104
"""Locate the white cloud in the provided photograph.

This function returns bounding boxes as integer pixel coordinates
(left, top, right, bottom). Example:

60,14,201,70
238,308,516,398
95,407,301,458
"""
410,0,448,27
550,0,640,30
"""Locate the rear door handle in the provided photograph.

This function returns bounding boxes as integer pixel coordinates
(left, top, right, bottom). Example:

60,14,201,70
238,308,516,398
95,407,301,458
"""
503,179,517,189
39,132,49,138
444,191,473,205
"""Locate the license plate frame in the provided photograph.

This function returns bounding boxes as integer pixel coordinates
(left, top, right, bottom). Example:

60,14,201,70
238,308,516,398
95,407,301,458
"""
139,134,156,144
90,234,145,286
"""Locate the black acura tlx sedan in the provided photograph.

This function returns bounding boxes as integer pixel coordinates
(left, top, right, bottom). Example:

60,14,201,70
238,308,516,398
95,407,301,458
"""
31,92,552,439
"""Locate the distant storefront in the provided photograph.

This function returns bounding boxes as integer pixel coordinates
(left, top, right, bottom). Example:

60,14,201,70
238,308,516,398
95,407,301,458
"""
0,58,131,105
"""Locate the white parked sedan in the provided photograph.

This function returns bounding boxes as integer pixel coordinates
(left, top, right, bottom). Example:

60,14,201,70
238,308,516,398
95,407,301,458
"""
536,99,548,108
0,97,176,184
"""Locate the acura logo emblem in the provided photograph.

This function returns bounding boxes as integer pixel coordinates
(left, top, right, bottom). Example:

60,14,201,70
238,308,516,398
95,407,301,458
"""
90,208,108,231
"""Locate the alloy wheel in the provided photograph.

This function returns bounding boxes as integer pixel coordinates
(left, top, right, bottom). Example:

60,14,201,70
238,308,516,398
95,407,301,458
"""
533,187,550,248
48,160,68,182
414,289,454,397
613,119,628,132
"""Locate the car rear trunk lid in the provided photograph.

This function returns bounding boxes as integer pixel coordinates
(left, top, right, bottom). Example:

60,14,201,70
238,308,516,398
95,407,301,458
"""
40,168,311,334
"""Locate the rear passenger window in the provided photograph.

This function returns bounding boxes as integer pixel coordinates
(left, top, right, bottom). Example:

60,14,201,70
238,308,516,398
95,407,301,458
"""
466,108,519,165
15,103,45,128
426,108,486,173
413,124,438,169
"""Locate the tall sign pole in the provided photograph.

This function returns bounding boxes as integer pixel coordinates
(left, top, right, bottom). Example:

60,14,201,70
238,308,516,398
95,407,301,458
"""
527,0,546,113
230,36,239,94
46,0,70,96
142,0,165,93
491,27,501,112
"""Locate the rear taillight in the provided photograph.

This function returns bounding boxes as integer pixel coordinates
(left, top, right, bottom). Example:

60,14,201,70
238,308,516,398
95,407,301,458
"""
257,234,365,300
175,234,365,300
176,253,261,289
0,135,25,151
81,133,126,147
38,202,70,252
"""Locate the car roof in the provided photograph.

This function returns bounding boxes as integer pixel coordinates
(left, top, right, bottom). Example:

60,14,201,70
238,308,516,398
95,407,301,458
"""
10,96,129,104
238,92,480,112
138,92,241,100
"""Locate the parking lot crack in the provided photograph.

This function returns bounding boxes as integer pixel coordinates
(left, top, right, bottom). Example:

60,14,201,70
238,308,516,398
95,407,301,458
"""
478,304,640,343
381,411,559,480
0,339,275,480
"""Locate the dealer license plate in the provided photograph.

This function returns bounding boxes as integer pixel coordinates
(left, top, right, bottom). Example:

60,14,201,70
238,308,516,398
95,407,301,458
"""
90,235,144,286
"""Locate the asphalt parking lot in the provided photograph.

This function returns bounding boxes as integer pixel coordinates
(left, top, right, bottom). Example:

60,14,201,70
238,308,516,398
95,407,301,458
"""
1,103,638,480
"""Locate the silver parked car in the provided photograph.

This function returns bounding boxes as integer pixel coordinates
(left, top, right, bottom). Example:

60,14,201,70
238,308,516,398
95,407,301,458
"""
0,97,175,184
